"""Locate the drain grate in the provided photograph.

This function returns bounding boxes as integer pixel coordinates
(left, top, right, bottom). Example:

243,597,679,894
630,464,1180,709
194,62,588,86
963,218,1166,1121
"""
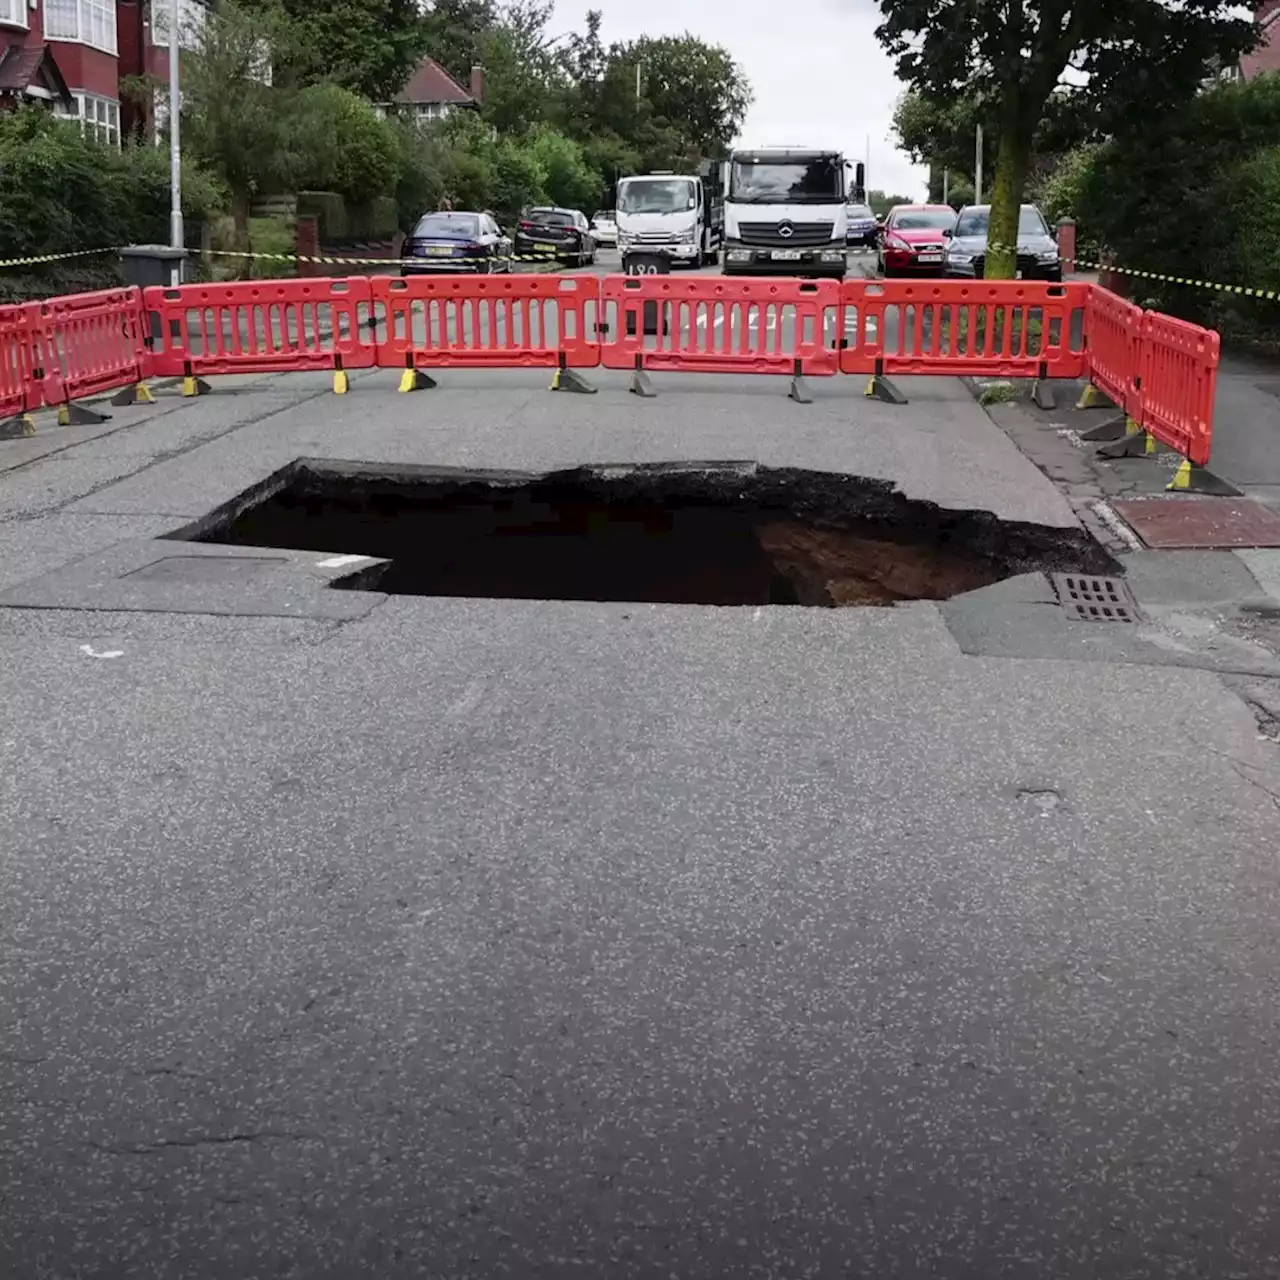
1051,573,1141,622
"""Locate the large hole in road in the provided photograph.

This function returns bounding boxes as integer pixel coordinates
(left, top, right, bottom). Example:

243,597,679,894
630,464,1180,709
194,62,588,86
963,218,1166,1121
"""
168,460,1121,607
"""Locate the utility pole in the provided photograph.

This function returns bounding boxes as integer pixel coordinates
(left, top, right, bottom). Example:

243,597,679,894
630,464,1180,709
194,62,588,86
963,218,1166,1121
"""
864,133,870,194
943,168,949,205
635,61,641,103
168,0,183,285
974,125,983,205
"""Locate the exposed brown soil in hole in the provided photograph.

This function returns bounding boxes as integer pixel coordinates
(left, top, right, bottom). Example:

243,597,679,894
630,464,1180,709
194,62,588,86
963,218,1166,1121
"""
167,460,1121,607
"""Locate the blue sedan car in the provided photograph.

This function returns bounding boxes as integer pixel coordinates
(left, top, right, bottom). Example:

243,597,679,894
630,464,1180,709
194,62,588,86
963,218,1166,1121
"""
845,203,878,248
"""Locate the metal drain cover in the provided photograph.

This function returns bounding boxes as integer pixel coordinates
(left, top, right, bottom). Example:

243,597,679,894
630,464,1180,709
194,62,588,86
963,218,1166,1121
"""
1051,574,1141,622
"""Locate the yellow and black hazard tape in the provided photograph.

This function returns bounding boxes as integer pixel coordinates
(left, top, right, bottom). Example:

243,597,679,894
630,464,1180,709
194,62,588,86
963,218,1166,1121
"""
203,248,563,268
1074,256,1280,302
0,245,566,272
0,247,117,269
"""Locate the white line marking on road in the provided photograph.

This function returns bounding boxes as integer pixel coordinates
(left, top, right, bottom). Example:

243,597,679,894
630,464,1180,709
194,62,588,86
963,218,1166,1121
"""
316,554,371,568
79,645,123,659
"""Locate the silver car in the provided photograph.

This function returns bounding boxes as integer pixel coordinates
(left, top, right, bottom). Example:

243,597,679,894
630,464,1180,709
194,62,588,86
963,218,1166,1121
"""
944,204,1061,281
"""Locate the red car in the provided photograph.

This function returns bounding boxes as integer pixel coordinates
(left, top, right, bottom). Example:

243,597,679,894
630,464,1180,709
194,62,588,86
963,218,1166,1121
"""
875,204,957,277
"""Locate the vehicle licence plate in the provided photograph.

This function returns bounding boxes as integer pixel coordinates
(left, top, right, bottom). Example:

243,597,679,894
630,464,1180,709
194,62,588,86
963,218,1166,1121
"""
422,246,454,256
917,253,942,263
772,249,802,261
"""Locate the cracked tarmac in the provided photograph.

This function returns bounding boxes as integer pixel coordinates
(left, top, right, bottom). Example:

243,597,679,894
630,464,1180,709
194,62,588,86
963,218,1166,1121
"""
2,356,1280,1278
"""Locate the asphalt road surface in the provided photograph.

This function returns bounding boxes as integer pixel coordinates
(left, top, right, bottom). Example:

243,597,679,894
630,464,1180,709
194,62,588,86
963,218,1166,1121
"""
3,248,1280,1279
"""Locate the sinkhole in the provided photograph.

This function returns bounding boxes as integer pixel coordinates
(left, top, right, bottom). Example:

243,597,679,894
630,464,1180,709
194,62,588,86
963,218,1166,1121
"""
167,460,1121,607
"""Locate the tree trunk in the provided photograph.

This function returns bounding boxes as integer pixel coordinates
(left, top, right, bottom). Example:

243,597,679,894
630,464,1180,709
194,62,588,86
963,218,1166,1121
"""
983,108,1032,281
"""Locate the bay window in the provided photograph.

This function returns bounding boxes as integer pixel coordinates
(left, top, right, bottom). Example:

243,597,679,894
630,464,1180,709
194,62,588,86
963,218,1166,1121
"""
0,0,29,30
45,0,119,56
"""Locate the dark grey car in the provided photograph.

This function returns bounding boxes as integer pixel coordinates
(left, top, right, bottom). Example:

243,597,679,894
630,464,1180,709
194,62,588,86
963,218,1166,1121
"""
943,203,1061,281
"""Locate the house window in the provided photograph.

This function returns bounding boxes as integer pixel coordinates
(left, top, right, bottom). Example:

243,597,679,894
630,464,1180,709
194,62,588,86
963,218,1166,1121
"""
149,0,207,47
0,0,29,30
45,0,119,55
61,93,121,145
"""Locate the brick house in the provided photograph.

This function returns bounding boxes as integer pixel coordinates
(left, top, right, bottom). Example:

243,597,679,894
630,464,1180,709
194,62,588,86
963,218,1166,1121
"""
388,56,484,124
0,0,206,143
1238,1,1280,80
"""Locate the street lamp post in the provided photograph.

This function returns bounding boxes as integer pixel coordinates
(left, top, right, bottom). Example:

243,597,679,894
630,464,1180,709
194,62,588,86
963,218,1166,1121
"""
168,0,183,285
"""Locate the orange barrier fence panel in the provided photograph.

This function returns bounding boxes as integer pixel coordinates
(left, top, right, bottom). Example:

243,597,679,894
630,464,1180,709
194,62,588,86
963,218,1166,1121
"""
601,276,841,377
373,274,600,370
143,278,376,379
840,279,1088,379
1082,286,1143,416
33,288,151,408
1138,311,1219,467
1,303,41,421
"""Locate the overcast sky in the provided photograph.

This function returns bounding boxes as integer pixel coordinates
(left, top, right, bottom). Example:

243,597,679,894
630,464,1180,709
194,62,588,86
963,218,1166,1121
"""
551,0,929,199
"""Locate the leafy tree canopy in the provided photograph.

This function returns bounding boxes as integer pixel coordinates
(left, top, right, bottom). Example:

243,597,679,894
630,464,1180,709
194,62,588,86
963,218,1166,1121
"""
875,0,1258,277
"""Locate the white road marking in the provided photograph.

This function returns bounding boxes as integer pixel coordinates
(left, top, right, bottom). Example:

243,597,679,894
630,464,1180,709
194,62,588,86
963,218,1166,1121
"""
316,554,371,568
79,645,123,659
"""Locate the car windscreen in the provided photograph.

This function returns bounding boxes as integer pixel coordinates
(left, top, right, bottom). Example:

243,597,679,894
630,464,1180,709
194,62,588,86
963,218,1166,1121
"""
954,207,1048,238
729,157,843,205
847,205,874,219
617,180,697,214
891,210,955,231
528,210,574,226
592,211,614,223
413,213,480,237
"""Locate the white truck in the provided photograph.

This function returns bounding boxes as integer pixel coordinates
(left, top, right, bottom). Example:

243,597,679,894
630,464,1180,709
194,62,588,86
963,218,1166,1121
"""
721,147,850,278
615,169,723,268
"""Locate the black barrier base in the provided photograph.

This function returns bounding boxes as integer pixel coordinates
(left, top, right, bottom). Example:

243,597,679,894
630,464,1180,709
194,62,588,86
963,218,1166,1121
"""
57,401,110,426
1167,460,1241,495
551,366,596,395
0,414,35,439
1096,428,1157,459
1079,412,1128,442
110,381,155,407
866,373,908,405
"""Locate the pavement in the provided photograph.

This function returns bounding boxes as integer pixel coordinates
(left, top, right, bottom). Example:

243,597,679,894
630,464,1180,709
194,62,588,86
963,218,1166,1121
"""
3,248,1280,1279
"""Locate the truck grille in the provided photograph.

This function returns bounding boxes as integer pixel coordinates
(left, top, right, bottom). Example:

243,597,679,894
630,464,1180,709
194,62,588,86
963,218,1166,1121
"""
737,221,834,247
632,231,679,245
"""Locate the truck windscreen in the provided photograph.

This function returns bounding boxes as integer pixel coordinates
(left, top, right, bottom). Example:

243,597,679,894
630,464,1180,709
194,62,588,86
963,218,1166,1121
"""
729,158,843,205
617,179,697,214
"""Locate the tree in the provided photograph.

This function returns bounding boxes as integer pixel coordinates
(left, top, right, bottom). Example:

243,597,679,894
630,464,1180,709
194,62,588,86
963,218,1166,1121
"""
243,0,430,100
866,190,915,218
420,0,501,85
178,1,296,247
875,0,1257,278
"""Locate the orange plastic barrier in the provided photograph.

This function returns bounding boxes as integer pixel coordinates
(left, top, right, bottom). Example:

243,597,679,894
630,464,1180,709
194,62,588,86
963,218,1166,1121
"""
374,274,600,370
1136,311,1219,466
0,303,41,423
143,278,375,379
1081,287,1143,416
840,279,1088,379
601,276,840,377
32,288,151,409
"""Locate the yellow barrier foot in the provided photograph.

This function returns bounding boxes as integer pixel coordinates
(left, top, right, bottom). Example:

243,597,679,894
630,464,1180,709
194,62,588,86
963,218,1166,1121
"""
333,369,350,396
182,376,211,397
1095,427,1152,459
1166,459,1241,496
1076,383,1114,411
0,413,36,439
109,381,155,407
57,400,110,427
629,367,656,398
399,367,436,393
1031,379,1056,410
865,370,908,405
550,365,596,395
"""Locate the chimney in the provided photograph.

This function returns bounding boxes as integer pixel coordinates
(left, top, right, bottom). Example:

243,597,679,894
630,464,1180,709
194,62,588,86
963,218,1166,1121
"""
469,64,485,104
